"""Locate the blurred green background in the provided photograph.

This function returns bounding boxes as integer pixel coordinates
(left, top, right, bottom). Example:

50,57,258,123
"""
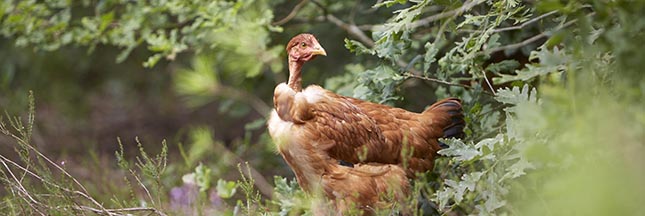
0,0,643,215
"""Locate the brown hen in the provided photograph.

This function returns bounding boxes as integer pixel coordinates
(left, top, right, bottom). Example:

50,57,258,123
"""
269,34,411,213
270,33,464,176
268,33,463,212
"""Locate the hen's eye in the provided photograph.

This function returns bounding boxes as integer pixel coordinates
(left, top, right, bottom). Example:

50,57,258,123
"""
300,42,307,47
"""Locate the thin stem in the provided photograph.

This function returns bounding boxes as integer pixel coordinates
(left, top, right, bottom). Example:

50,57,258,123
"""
481,70,496,95
492,11,558,33
481,13,594,54
404,72,495,96
272,0,309,26
410,0,485,29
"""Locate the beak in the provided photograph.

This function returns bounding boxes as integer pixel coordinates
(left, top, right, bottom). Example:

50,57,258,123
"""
311,45,327,56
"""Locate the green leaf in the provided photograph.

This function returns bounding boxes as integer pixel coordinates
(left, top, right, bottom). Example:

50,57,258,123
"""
194,163,212,192
98,11,114,33
474,134,504,154
438,138,481,162
324,64,363,97
353,65,403,103
501,158,534,180
495,84,538,106
493,47,569,84
423,42,439,72
486,60,520,75
216,179,237,199
272,176,307,214
344,39,374,55
374,0,409,8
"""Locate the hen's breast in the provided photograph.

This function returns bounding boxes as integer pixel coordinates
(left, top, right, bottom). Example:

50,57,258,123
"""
267,110,294,151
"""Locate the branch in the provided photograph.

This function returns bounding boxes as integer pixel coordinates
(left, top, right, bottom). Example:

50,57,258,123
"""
0,155,123,215
272,0,309,26
218,86,272,118
0,157,48,215
360,0,384,14
74,205,167,216
403,72,494,95
410,0,485,29
480,70,496,95
492,10,558,33
0,126,111,214
325,14,375,47
232,156,274,198
127,168,156,206
458,10,559,34
403,73,466,88
481,13,594,54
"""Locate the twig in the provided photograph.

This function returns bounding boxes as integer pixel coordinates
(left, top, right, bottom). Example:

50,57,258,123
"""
231,155,274,198
218,85,271,118
484,30,548,53
357,24,373,31
0,155,129,215
105,207,166,213
272,0,309,26
481,13,594,54
459,10,559,34
0,158,47,216
410,0,485,29
360,0,383,14
492,10,558,33
325,14,375,47
0,133,110,213
480,70,496,95
127,169,156,206
403,72,494,95
74,205,167,216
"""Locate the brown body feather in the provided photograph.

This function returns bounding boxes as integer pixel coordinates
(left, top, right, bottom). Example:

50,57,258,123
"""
273,82,464,176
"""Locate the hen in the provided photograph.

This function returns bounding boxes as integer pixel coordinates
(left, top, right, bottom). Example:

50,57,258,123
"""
268,33,463,213
269,33,464,177
268,34,410,213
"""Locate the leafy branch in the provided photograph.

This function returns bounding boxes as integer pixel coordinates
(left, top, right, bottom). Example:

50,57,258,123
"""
410,0,486,29
481,12,595,54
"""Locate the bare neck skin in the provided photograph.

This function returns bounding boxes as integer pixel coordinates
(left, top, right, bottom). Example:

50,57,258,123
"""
287,56,304,92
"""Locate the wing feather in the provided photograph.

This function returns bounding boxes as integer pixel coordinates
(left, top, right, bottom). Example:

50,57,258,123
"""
273,83,456,175
300,86,388,160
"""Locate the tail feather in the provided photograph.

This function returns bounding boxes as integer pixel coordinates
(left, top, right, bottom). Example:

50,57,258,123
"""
425,98,465,140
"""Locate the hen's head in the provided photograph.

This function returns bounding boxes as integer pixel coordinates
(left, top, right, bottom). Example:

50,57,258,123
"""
287,33,327,62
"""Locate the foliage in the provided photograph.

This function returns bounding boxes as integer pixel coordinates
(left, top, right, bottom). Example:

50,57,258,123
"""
331,0,645,215
0,0,281,68
1,0,644,215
